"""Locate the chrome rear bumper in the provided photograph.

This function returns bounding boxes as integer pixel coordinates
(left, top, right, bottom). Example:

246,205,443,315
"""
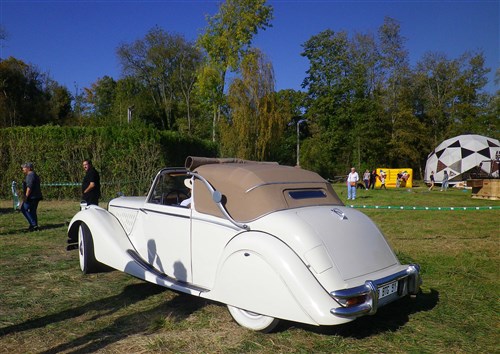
330,264,421,318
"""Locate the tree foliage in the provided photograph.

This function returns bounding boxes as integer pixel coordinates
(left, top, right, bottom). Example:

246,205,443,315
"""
221,49,288,160
301,29,381,174
0,126,217,199
83,76,117,120
300,17,494,178
0,57,72,127
197,0,273,141
0,11,497,182
116,27,202,130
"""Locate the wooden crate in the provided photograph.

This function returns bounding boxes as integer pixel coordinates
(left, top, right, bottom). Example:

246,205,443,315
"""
470,179,500,200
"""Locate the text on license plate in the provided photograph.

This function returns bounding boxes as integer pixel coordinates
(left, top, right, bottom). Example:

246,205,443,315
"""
378,281,398,299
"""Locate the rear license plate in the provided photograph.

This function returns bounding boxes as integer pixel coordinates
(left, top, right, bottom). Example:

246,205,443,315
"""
378,281,398,299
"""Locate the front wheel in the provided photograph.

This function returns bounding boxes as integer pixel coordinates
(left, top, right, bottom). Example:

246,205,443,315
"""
78,222,102,274
227,305,280,333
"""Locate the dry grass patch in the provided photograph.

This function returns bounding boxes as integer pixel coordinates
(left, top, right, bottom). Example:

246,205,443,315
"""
1,194,499,353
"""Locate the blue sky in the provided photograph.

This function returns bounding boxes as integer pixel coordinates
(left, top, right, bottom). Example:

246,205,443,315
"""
1,0,499,95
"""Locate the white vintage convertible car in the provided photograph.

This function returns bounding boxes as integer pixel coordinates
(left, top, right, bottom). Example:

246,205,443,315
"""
68,156,421,332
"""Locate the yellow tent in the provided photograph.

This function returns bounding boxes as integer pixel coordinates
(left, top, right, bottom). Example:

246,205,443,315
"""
375,168,413,188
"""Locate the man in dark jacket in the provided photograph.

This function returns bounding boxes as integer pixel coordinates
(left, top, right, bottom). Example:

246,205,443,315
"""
21,162,43,231
82,159,101,205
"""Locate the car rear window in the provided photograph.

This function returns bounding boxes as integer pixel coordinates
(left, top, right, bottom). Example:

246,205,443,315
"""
287,189,327,200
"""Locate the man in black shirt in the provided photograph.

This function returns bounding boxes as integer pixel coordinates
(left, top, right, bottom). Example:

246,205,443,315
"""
21,162,43,231
82,159,101,205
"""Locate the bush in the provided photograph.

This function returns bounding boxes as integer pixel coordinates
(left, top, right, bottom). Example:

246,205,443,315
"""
0,126,217,200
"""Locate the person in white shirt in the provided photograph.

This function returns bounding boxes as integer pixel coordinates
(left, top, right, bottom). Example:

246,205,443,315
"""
180,177,193,207
347,167,359,200
363,170,370,190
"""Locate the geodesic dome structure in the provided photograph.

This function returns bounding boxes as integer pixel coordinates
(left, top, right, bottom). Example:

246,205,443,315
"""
424,134,500,184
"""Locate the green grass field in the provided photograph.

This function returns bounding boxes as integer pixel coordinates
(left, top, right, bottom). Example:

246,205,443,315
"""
0,185,498,353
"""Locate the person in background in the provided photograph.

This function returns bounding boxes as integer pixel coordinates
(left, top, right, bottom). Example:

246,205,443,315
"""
379,171,387,190
396,171,403,188
429,171,435,191
180,177,194,207
441,170,449,191
20,162,43,232
363,170,370,190
82,159,101,205
369,170,378,189
347,167,359,200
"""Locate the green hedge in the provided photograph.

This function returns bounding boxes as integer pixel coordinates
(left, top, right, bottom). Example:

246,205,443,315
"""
0,126,217,200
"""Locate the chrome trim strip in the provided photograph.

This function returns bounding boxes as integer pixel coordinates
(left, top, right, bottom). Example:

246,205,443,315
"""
331,208,346,220
139,208,190,219
109,204,140,211
330,264,421,318
191,215,243,232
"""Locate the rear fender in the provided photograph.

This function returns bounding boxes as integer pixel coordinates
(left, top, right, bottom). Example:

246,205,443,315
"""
204,231,350,326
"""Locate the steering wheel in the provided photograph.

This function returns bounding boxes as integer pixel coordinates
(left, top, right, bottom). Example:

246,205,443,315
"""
164,189,189,205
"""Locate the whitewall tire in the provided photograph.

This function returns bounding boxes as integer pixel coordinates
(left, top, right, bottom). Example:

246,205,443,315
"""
227,305,280,333
78,222,101,274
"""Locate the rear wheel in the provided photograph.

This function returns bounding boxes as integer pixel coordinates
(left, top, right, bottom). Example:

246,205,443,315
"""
78,222,101,274
227,305,280,333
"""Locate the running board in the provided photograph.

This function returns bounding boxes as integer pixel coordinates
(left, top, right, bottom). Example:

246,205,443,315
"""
126,249,208,294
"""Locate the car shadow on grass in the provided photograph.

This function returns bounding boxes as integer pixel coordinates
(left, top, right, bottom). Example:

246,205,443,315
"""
0,282,209,353
38,223,67,231
0,283,161,337
281,288,440,337
0,207,16,214
39,292,208,354
0,222,67,236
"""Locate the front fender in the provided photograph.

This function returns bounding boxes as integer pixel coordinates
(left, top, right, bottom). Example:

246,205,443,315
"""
67,206,203,295
204,231,351,326
68,206,136,271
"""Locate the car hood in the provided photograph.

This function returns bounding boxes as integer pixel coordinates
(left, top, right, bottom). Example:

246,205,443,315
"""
251,206,399,281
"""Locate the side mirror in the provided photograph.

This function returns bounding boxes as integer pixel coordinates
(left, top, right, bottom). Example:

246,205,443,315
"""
212,190,222,203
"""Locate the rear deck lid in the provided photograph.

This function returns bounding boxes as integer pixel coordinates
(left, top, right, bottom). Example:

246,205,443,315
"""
296,207,398,281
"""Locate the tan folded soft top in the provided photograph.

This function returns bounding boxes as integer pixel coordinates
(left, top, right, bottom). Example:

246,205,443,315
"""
186,157,343,222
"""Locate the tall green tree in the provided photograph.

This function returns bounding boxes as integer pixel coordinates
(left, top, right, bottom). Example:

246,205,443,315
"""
414,51,491,143
274,89,307,165
414,52,459,146
117,27,201,130
448,52,492,136
197,0,273,141
300,17,496,178
0,57,57,127
221,49,287,160
482,68,500,136
83,75,117,122
378,17,413,144
0,57,30,127
348,32,387,168
374,17,430,169
301,21,426,176
111,76,158,127
46,81,72,125
177,42,203,134
301,29,358,175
